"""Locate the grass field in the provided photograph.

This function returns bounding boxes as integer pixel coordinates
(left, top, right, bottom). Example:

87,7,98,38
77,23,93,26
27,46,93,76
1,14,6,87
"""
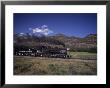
14,52,97,75
68,52,97,60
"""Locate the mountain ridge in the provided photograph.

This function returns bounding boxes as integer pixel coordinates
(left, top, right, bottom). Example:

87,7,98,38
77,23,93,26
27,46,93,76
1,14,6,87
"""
14,33,97,51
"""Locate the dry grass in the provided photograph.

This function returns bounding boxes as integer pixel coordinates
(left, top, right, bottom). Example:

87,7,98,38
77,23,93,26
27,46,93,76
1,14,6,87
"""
14,56,97,75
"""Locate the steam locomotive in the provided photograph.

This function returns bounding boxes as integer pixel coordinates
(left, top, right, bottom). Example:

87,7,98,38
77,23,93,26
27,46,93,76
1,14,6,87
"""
14,46,70,58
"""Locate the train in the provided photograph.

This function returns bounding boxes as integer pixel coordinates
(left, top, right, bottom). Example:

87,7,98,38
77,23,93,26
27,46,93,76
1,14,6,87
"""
14,46,71,58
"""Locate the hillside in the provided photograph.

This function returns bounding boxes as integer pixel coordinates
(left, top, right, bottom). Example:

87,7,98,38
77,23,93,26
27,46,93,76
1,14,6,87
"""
14,33,97,52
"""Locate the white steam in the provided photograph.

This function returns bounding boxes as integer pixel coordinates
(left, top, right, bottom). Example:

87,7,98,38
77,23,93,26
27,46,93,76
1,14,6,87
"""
29,25,53,36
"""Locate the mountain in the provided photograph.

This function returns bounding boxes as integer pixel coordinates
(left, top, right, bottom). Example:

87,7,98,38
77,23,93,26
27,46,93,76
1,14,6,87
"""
14,33,97,51
49,33,97,49
14,33,65,48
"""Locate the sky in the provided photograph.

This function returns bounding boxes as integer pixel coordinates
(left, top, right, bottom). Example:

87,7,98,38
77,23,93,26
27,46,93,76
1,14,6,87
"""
14,13,97,38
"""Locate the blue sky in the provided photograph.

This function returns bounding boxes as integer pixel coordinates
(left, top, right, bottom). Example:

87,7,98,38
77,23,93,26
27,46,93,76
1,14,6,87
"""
14,13,97,38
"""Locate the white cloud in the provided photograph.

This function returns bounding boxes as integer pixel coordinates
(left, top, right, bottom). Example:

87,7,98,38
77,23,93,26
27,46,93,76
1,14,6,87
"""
20,33,24,35
29,25,53,36
41,25,48,29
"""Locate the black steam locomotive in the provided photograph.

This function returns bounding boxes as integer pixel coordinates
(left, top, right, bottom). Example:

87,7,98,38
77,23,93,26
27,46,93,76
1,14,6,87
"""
14,46,70,58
